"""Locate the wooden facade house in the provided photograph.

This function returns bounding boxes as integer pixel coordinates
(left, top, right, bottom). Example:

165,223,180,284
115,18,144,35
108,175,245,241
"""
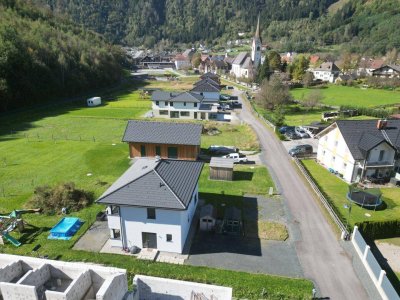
122,121,202,160
209,157,234,181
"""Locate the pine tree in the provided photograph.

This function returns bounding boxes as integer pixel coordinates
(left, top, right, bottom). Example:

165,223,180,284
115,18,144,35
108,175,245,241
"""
257,54,270,82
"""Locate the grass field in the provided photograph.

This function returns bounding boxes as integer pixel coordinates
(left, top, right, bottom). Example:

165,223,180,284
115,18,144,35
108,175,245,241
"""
0,81,314,298
301,159,400,226
291,85,400,108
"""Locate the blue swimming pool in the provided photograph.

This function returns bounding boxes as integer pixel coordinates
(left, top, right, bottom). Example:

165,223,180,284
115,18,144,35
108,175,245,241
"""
48,217,83,240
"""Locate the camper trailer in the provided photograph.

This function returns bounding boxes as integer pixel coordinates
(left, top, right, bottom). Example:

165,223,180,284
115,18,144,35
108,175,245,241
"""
87,97,101,107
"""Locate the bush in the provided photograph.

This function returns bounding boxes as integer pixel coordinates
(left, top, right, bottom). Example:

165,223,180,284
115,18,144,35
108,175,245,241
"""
356,220,400,241
28,182,94,215
340,105,392,119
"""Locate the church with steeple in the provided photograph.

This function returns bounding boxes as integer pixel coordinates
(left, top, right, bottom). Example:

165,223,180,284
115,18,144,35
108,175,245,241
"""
230,16,262,79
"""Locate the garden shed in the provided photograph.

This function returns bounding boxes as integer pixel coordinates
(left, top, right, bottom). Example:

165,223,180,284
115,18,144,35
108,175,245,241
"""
199,204,217,231
87,96,101,107
222,206,242,235
209,157,234,181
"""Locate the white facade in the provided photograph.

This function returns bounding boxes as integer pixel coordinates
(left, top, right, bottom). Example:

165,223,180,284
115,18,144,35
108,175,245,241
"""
174,60,191,70
152,101,218,120
313,70,338,83
231,62,250,79
317,125,397,182
106,185,198,253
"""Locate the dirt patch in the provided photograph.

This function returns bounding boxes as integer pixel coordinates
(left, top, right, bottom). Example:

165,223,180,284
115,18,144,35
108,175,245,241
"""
376,242,400,272
245,221,288,241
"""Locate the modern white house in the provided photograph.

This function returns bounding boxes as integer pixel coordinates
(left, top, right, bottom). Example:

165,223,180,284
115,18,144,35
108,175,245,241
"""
97,158,204,254
372,65,400,78
190,81,221,100
316,119,400,183
312,62,341,83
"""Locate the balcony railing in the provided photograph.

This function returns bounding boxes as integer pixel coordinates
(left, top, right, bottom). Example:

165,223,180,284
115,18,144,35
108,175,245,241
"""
364,161,394,168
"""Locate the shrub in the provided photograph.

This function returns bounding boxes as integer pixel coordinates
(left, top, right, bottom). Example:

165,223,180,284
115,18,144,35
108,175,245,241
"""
28,182,94,215
356,220,400,241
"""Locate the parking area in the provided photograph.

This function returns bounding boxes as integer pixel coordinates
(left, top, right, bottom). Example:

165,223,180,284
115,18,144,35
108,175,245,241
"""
186,195,303,277
281,136,319,155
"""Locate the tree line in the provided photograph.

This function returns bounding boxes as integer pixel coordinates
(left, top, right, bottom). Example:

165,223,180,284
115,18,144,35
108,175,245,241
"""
0,0,125,112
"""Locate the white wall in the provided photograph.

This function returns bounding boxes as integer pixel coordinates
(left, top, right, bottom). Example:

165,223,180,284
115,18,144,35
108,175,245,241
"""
317,126,356,182
201,91,220,100
366,143,395,164
352,227,400,300
118,188,198,253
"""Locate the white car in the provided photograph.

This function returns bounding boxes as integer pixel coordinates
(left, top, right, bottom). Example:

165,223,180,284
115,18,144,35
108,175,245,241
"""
222,153,248,163
295,126,310,138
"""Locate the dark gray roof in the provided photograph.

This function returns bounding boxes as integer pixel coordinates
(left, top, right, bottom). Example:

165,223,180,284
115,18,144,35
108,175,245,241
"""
151,91,179,101
336,120,400,160
200,72,219,80
191,82,221,93
314,62,340,72
200,204,216,219
194,78,220,87
122,120,202,145
171,92,203,103
97,158,204,210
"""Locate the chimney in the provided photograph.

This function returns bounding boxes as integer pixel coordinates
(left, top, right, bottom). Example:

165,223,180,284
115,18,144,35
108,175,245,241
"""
155,155,161,162
377,119,388,130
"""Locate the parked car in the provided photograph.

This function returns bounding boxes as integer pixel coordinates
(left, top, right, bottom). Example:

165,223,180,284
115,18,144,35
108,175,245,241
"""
295,126,310,138
208,145,238,156
222,152,248,163
226,86,234,90
285,131,301,140
279,126,295,134
288,144,313,156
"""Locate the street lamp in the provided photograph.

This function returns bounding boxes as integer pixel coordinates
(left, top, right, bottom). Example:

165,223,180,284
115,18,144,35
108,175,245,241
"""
343,202,352,231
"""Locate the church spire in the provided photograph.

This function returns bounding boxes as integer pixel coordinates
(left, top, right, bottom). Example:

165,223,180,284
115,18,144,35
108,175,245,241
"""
255,14,260,39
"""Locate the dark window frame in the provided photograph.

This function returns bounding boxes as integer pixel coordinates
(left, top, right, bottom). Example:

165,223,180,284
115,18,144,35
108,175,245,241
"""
147,208,156,219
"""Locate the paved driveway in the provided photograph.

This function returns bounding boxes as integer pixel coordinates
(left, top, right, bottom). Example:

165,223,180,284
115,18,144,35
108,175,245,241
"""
73,221,109,252
236,90,371,299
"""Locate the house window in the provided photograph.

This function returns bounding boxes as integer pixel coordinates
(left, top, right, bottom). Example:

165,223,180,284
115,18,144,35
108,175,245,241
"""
170,102,174,107
322,150,326,156
147,208,156,219
194,103,198,108
166,234,172,242
379,150,385,161
324,136,328,141
155,146,161,156
334,141,338,147
165,101,168,106
167,147,178,159
194,112,198,119
140,145,146,157
180,111,190,117
170,111,179,118
112,229,120,239
156,101,159,106
184,102,186,106
159,110,168,115
343,163,347,169
332,156,336,162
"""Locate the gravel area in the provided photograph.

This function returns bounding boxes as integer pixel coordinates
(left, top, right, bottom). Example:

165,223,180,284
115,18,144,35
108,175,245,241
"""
376,242,400,272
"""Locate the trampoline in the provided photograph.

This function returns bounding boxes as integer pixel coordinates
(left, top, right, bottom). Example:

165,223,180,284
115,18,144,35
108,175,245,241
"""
347,186,382,208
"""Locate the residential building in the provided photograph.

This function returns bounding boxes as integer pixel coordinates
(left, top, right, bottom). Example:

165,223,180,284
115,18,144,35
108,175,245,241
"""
190,81,221,100
0,253,130,300
122,120,202,160
372,65,400,78
230,17,261,79
174,54,191,70
316,119,400,183
312,62,341,83
357,58,384,76
200,72,221,82
151,90,218,120
97,158,204,253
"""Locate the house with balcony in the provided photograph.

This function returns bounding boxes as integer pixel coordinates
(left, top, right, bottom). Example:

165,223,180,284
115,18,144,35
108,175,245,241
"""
97,158,203,253
151,91,218,120
315,119,400,183
122,120,202,160
372,65,400,78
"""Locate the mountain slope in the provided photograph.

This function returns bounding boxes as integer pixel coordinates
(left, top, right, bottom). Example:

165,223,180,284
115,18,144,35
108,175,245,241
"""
0,0,124,112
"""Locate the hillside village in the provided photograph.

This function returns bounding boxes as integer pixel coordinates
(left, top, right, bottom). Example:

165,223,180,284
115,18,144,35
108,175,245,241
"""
1,1,400,300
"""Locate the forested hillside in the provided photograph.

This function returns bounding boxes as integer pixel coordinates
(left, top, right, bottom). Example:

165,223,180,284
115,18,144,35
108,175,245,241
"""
34,0,335,45
0,0,124,112
35,0,400,56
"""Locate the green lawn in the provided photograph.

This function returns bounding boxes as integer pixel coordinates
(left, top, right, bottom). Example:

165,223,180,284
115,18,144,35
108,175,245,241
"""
0,84,313,298
291,85,400,108
301,160,400,226
201,123,260,151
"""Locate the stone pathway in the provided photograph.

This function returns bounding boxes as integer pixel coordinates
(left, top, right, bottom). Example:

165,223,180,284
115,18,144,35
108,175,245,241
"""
137,248,159,261
73,221,109,252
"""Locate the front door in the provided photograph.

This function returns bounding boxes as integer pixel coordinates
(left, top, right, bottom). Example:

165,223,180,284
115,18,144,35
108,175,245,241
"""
142,232,157,249
201,112,206,120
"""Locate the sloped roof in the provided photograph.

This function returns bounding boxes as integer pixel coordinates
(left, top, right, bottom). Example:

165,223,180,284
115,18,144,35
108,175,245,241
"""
152,91,179,101
191,82,221,93
200,72,219,80
122,120,202,145
232,52,249,66
314,62,340,72
324,120,400,160
173,91,203,103
373,65,400,73
194,78,220,87
200,204,216,219
97,158,204,210
242,57,252,69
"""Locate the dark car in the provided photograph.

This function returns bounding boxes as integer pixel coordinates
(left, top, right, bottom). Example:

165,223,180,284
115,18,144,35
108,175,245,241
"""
279,126,295,134
288,144,313,156
285,131,300,140
208,146,238,156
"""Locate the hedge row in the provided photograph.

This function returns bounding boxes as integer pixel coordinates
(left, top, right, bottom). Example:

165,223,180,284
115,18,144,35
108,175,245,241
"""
356,220,400,241
340,105,393,119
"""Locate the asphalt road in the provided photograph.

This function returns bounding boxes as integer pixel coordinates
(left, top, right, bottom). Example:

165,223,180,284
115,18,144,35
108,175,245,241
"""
236,90,369,299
